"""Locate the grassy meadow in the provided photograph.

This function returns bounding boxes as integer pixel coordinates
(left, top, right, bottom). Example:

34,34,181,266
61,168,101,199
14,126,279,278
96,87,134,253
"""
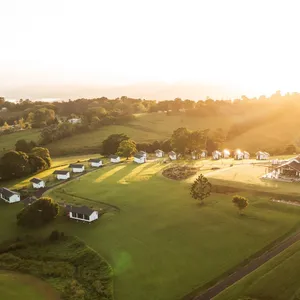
216,240,300,300
41,161,300,300
0,271,60,300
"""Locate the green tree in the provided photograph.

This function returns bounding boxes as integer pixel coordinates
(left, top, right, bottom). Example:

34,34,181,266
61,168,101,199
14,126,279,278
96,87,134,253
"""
232,195,248,215
15,139,37,153
28,154,48,172
117,139,137,159
171,127,190,155
190,174,212,204
101,133,129,155
61,280,85,300
17,197,59,228
31,147,51,167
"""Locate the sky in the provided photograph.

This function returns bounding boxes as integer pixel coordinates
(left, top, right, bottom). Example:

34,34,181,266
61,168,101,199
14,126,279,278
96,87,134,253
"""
1,0,300,100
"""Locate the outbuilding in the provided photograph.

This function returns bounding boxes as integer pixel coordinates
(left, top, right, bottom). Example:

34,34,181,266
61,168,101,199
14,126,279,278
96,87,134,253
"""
212,150,222,160
30,178,45,189
134,154,146,164
243,151,250,159
0,188,20,203
53,170,70,180
88,158,103,167
223,149,231,158
256,151,270,160
200,150,208,158
138,151,147,158
234,150,244,160
155,149,164,158
168,151,177,160
66,205,98,223
69,164,85,173
109,155,120,163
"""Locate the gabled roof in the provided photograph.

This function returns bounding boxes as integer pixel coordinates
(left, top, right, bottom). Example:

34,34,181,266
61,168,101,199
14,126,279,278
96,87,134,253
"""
134,154,144,159
168,151,176,155
30,178,43,184
212,150,221,154
69,164,84,168
155,149,163,153
65,205,96,216
53,170,70,175
139,151,146,155
243,151,250,155
276,156,300,172
88,158,102,163
109,155,119,159
0,187,19,198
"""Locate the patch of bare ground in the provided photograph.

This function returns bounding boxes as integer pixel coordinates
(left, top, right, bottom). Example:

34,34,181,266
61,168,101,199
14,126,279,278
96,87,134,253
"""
162,165,198,180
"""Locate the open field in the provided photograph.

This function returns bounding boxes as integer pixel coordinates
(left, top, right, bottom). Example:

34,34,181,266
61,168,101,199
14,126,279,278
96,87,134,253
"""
216,239,300,300
0,129,40,156
42,161,300,300
0,271,60,300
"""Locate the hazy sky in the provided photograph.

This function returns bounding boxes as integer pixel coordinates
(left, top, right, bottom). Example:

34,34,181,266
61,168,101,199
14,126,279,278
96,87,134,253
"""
1,0,300,99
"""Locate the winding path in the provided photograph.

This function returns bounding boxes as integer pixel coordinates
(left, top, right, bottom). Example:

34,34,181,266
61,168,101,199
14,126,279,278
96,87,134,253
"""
190,230,300,300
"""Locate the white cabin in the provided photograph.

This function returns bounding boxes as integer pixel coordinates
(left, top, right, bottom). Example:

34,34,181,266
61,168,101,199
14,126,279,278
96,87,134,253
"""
66,205,98,223
53,170,70,180
200,150,207,158
88,158,103,167
234,150,244,160
155,149,164,158
191,151,198,160
69,164,85,173
243,151,250,159
212,150,222,160
68,118,81,124
223,149,231,158
0,188,20,204
256,151,270,160
30,178,45,189
168,151,177,161
110,155,120,163
133,154,146,164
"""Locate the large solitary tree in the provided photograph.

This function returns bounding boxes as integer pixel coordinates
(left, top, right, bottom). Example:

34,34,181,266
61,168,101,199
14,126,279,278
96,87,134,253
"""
190,174,212,204
232,195,248,215
171,127,190,155
101,134,129,155
117,139,137,159
17,197,59,228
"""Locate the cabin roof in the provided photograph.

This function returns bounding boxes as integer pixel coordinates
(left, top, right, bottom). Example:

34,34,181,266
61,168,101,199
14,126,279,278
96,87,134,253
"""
65,205,95,216
0,187,19,198
69,164,84,168
53,170,69,175
88,158,102,163
30,178,43,184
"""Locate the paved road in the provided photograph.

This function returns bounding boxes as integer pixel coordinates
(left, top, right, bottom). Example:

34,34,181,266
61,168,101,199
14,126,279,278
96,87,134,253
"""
191,230,300,300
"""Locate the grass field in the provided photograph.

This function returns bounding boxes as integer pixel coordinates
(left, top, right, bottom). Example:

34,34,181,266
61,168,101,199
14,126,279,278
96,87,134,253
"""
216,240,300,300
0,129,40,156
0,271,60,300
42,161,300,300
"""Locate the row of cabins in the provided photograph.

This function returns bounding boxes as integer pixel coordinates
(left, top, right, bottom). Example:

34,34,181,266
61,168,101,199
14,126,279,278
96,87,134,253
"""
212,150,270,160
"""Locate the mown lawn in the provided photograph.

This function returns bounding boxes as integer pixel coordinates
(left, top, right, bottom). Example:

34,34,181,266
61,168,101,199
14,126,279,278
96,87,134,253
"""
215,240,300,300
0,271,60,300
0,129,40,157
43,161,300,300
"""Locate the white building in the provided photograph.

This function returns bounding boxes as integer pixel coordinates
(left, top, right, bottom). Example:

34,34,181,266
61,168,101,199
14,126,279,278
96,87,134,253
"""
69,164,85,173
88,158,103,167
68,118,81,124
212,150,222,160
109,155,120,163
53,170,70,180
256,151,270,160
66,205,98,223
223,149,231,158
234,150,244,160
0,188,20,203
134,154,146,164
155,149,164,157
200,150,207,158
243,151,250,159
138,151,147,158
191,151,198,160
0,107,7,112
30,178,45,189
168,151,177,160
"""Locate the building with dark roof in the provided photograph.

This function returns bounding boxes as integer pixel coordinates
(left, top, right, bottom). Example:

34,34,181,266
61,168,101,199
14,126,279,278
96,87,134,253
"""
88,158,103,167
109,155,120,163
134,153,146,164
65,205,98,222
69,164,85,173
30,178,45,189
53,170,70,180
0,188,20,204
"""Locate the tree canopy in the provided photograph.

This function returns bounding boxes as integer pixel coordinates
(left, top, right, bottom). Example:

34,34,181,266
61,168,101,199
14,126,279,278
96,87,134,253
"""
117,139,137,159
101,133,129,155
17,197,59,228
190,174,212,204
232,195,248,215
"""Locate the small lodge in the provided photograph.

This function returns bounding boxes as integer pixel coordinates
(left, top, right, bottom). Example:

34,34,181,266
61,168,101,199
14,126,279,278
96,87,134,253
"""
53,170,70,180
155,149,164,158
65,205,98,222
200,150,208,158
109,155,120,163
134,153,146,164
212,150,222,160
88,158,103,168
168,151,177,161
256,151,270,160
68,118,81,124
0,188,20,204
138,151,147,158
191,151,198,160
273,156,300,180
223,149,230,158
69,164,85,173
30,178,45,189
234,150,244,160
243,151,250,159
